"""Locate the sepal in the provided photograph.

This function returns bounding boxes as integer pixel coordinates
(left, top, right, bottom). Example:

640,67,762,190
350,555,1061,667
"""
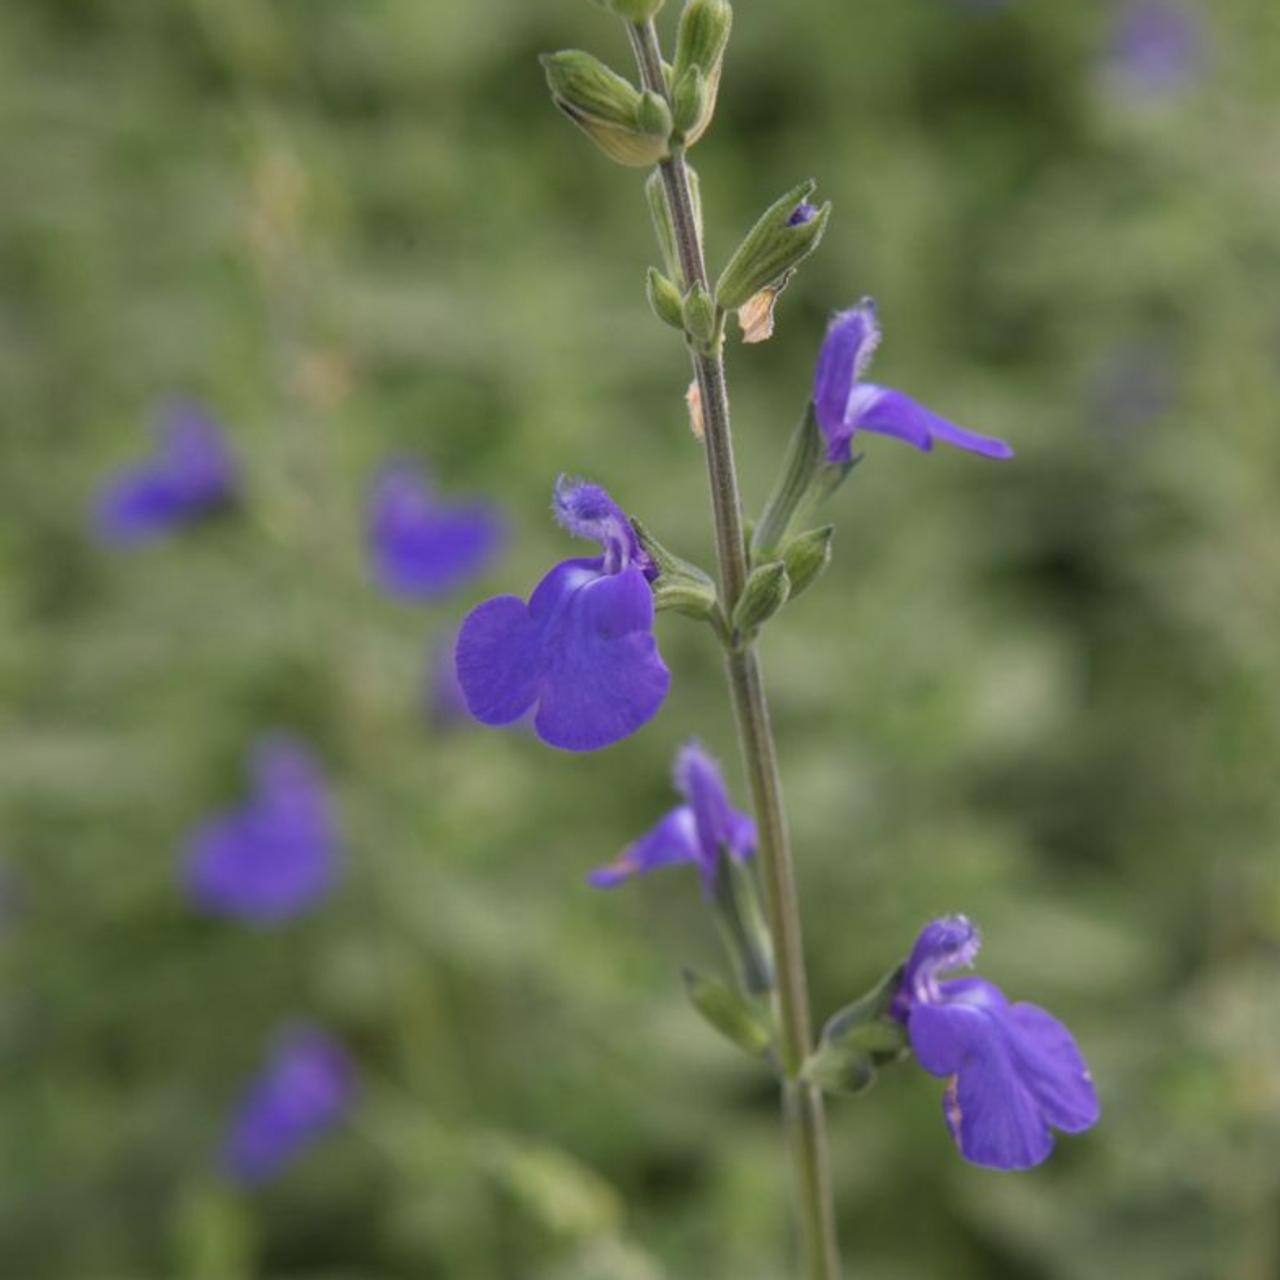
681,283,719,351
732,560,790,635
671,65,709,140
631,517,722,626
803,965,909,1097
646,267,685,330
715,181,831,311
540,51,670,167
709,851,775,995
780,525,834,599
682,967,773,1059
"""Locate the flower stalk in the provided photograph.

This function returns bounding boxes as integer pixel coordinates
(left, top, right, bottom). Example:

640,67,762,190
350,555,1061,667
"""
626,18,844,1279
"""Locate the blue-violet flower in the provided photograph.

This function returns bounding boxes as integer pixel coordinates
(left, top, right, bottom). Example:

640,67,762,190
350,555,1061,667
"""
1106,0,1204,99
812,299,1013,462
589,740,756,892
368,460,505,601
184,736,340,923
93,400,239,545
455,477,670,752
222,1026,356,1185
894,915,1099,1171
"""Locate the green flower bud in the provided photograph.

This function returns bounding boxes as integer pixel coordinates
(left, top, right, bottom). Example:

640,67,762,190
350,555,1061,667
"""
540,51,670,167
732,559,790,635
635,89,673,140
671,64,709,141
673,0,732,146
681,283,718,349
646,267,685,330
715,180,831,310
780,525,834,599
593,0,667,20
682,968,773,1059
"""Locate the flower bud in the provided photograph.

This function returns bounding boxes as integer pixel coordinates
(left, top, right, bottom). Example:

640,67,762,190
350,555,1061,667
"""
646,267,685,330
732,559,790,635
682,968,773,1059
673,0,732,146
715,180,831,310
631,517,723,627
681,283,718,350
593,0,667,19
780,525,834,599
540,51,670,167
636,89,673,140
671,64,709,142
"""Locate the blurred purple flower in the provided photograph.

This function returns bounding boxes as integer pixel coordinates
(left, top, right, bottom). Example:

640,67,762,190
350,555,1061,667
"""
589,741,756,892
1106,0,1205,99
455,477,670,752
812,299,1013,462
368,461,505,601
894,916,1099,1171
183,737,339,923
93,401,238,546
222,1026,356,1186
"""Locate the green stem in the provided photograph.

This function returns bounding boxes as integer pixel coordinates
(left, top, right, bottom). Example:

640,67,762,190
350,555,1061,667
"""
628,20,843,1280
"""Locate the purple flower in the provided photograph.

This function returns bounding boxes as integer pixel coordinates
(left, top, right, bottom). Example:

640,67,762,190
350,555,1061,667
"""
589,741,756,892
812,300,1014,462
454,477,670,752
368,461,505,601
222,1026,356,1185
1106,0,1205,99
93,400,239,546
183,737,340,923
788,202,819,227
894,916,1099,1171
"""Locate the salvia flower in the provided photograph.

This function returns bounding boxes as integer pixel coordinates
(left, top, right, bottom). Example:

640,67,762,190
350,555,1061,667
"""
222,1026,356,1185
1105,0,1205,99
589,740,756,892
367,461,505,601
93,400,239,546
812,299,1014,462
455,477,670,752
184,736,340,923
894,915,1099,1171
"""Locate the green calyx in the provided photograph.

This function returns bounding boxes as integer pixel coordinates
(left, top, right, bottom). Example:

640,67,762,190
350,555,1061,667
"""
540,51,671,167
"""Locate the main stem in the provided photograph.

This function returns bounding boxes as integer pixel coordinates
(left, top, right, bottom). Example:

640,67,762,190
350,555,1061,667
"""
628,21,842,1280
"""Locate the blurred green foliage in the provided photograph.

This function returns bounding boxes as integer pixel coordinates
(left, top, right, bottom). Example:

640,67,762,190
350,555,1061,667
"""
2,0,1279,1276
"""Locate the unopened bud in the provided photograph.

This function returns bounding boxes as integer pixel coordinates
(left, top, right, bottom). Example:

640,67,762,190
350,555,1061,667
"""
780,525,834,599
673,0,732,146
593,0,667,19
636,89,673,140
732,559,790,635
671,64,709,142
682,283,718,350
646,267,685,330
540,51,670,167
716,180,831,310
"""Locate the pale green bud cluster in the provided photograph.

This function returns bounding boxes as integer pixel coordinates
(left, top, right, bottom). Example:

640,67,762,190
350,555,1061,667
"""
671,0,732,147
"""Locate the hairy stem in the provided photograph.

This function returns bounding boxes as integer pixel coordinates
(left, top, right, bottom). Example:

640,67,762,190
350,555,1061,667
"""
628,19,843,1279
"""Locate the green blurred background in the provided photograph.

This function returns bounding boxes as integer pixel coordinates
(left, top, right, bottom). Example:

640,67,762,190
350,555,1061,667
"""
3,0,1278,1276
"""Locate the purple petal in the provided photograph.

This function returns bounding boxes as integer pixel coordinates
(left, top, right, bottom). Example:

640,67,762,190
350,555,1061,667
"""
534,565,670,751
1005,1001,1100,1134
909,996,1053,1170
93,401,238,546
587,806,699,887
849,386,1014,460
899,915,982,1011
183,737,339,923
222,1027,355,1185
812,300,882,457
456,558,669,752
674,741,739,866
553,476,651,576
368,464,505,601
